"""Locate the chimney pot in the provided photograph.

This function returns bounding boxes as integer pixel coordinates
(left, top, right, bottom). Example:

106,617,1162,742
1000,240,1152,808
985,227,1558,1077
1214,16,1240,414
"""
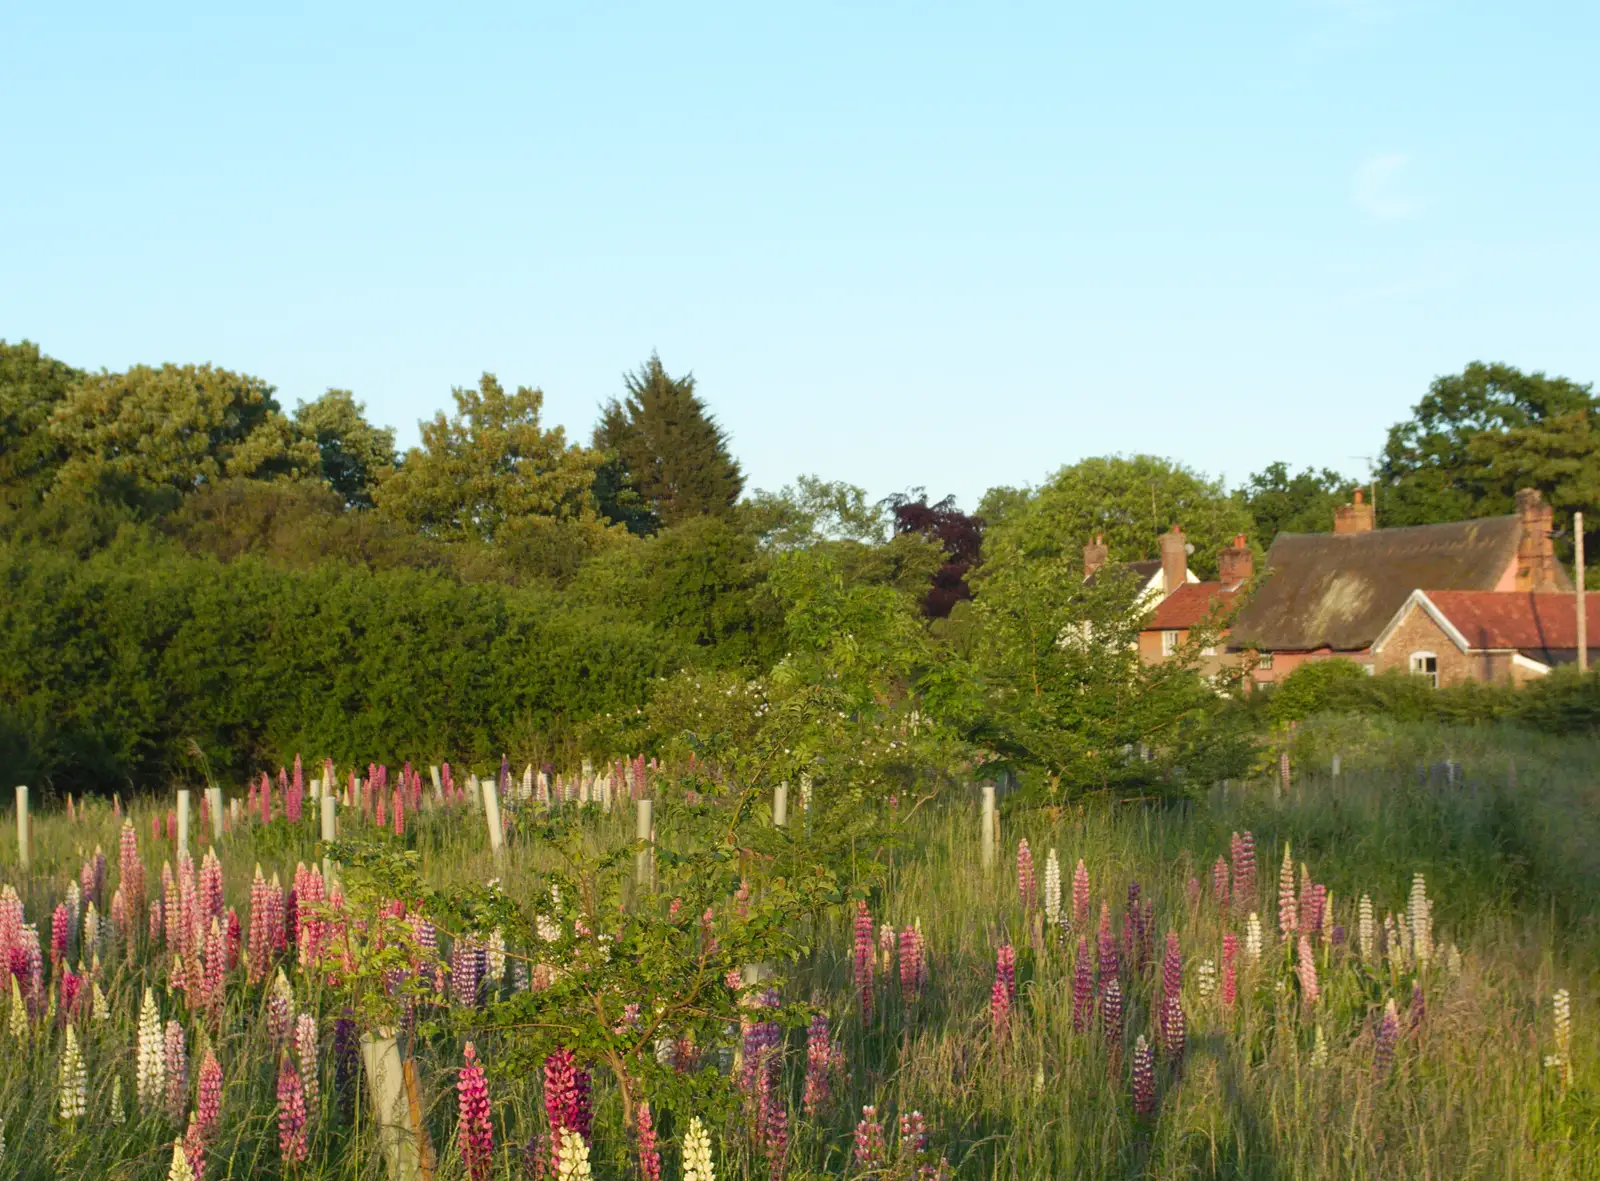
1219,535,1254,588
1082,534,1109,580
1159,523,1188,595
1333,493,1376,534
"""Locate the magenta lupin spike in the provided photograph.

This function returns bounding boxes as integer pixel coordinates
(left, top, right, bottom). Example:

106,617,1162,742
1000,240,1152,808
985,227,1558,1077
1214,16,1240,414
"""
261,773,272,826
120,821,145,913
996,943,1016,1000
152,814,162,844
1160,932,1186,1063
1233,831,1257,916
1297,935,1319,1008
1071,937,1094,1033
51,903,69,969
277,1053,309,1163
375,789,386,829
853,1106,887,1172
1097,902,1119,981
1221,932,1238,1009
1072,859,1090,927
1374,998,1400,1078
1131,1035,1156,1115
1212,856,1231,909
196,1050,222,1140
165,1019,189,1121
853,902,874,1024
1409,981,1426,1034
1100,973,1125,1063
636,1101,662,1181
803,1014,842,1116
458,1042,493,1181
167,810,177,844
898,926,923,997
392,789,404,837
1016,839,1035,907
990,973,1011,1039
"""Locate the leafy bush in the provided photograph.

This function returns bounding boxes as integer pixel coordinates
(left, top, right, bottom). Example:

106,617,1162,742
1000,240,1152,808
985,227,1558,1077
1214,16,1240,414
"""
0,539,681,793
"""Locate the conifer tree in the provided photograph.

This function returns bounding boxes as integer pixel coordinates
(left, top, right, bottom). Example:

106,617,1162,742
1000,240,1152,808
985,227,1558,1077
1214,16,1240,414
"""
593,354,744,533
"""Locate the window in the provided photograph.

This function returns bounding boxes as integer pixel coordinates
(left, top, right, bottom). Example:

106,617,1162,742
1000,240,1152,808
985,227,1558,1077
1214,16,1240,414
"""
1257,651,1274,670
1410,651,1439,688
1161,630,1179,657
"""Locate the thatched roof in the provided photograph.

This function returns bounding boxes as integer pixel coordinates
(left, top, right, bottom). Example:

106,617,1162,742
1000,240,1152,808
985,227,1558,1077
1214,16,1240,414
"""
1227,515,1542,652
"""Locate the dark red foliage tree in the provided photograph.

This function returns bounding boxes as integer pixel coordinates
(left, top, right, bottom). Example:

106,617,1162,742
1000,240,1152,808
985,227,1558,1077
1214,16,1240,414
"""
884,489,984,618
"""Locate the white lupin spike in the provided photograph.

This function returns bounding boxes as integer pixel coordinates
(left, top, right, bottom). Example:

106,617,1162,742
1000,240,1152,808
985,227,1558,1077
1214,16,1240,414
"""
1245,912,1263,960
137,989,165,1111
59,1024,88,1119
1408,873,1433,963
1358,894,1376,960
1043,849,1062,925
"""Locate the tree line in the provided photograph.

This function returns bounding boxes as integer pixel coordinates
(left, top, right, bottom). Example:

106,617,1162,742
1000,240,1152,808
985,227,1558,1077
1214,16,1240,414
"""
1,339,1595,792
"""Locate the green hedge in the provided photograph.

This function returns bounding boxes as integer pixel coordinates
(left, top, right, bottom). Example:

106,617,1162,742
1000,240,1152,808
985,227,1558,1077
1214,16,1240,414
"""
0,540,681,793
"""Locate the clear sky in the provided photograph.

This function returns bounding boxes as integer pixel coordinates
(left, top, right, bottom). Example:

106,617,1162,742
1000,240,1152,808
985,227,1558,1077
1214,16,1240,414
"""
4,2,1596,511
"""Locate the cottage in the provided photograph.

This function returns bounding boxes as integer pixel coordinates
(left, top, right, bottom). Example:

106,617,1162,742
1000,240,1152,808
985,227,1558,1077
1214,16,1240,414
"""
1370,589,1600,686
1226,488,1570,686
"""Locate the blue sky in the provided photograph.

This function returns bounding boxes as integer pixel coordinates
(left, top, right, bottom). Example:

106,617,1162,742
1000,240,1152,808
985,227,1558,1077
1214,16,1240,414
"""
4,1,1596,512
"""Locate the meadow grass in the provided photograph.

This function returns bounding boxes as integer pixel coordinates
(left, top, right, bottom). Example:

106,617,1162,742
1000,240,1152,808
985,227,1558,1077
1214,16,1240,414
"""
0,715,1595,1180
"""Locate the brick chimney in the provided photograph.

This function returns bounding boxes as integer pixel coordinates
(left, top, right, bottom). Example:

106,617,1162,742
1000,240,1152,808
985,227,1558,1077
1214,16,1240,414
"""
1333,489,1376,534
1159,523,1188,596
1515,487,1560,591
1219,534,1254,588
1082,534,1108,580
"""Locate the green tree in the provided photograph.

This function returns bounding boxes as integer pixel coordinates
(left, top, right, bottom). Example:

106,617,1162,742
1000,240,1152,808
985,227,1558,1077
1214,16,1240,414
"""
982,454,1254,579
593,354,744,532
377,374,615,572
1379,361,1599,527
959,540,1251,801
293,388,397,508
47,362,317,510
1234,461,1357,542
740,474,887,550
0,340,81,513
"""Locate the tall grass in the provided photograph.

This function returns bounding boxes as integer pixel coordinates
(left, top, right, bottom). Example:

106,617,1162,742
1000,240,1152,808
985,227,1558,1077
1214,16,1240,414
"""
0,716,1595,1180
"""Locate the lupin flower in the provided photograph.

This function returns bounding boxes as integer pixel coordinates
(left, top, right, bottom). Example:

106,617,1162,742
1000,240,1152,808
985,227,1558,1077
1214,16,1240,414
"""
1072,859,1090,928
59,1023,88,1120
1408,981,1426,1034
682,1115,716,1181
8,977,25,1039
1016,839,1035,907
296,1014,319,1117
1071,938,1094,1033
1197,959,1216,1000
165,1019,189,1121
1311,1024,1329,1068
277,1053,308,1163
138,990,166,1112
1096,902,1119,980
196,1051,222,1140
110,1075,125,1125
333,1011,359,1116
803,1014,844,1116
852,1106,887,1172
877,923,896,974
990,975,1011,1038
1374,998,1400,1078
544,1047,592,1170
1159,932,1185,1063
1245,913,1263,960
1101,976,1124,1076
636,1101,661,1181
1296,935,1319,1007
1043,849,1062,925
996,944,1016,999
199,852,224,927
1278,844,1297,937
898,925,924,997
452,935,482,1006
555,1127,592,1180
167,1136,197,1181
1546,989,1573,1085
52,902,70,968
93,980,110,1020
1131,1035,1156,1116
1232,831,1257,915
458,1042,494,1181
853,902,874,1023
1212,856,1230,910
1358,894,1376,960
267,969,295,1045
1408,873,1432,963
1221,933,1238,1009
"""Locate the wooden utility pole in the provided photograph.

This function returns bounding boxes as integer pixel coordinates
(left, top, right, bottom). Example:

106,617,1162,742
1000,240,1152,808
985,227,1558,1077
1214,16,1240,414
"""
1577,511,1587,673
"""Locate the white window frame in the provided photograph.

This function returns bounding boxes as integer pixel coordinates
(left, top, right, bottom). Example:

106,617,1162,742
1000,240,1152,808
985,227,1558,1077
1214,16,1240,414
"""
1410,650,1439,688
1161,629,1179,657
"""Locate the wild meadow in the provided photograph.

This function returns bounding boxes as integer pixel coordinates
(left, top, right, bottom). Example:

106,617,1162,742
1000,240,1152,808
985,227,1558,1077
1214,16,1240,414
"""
0,715,1594,1181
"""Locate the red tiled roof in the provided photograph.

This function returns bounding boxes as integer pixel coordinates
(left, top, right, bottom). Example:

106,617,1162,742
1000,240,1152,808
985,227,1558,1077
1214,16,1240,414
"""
1147,582,1238,630
1424,590,1599,650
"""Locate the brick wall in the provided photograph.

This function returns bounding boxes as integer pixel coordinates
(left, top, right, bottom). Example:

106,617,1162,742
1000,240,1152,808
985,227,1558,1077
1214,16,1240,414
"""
1373,604,1474,685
